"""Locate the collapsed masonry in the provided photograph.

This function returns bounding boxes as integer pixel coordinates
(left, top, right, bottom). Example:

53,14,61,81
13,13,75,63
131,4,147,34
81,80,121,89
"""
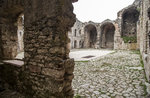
0,0,150,98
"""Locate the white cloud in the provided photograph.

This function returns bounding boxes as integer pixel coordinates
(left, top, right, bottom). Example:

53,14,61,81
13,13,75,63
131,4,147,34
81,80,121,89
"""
73,0,135,22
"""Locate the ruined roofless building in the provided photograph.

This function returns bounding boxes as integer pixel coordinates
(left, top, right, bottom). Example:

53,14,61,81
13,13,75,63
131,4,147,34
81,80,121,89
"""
0,0,150,98
69,0,141,50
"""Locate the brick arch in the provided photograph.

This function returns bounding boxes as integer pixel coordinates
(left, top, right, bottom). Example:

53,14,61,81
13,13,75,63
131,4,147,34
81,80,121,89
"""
84,24,98,48
100,22,115,49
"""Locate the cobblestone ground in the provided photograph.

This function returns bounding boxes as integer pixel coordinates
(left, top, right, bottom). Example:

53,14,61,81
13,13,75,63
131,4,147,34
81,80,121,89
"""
73,50,149,98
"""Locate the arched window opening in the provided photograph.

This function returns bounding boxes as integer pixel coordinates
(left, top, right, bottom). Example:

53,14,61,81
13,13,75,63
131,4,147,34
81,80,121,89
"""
79,30,81,35
74,29,77,37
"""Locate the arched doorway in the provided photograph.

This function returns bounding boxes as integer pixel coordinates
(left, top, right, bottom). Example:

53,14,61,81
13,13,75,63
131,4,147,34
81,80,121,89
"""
84,24,97,48
121,7,139,43
100,23,115,49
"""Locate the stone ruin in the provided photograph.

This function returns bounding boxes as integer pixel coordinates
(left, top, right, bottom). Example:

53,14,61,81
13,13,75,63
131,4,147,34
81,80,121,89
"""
0,0,150,98
69,4,140,50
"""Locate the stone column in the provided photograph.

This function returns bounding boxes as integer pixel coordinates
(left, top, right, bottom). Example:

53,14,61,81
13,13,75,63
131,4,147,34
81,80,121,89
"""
24,0,75,97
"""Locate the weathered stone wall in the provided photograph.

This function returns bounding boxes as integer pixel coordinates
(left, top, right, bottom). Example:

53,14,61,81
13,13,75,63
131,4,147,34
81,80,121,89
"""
139,0,150,82
114,3,141,50
68,19,84,49
0,63,23,92
0,0,24,59
0,0,76,97
23,0,75,97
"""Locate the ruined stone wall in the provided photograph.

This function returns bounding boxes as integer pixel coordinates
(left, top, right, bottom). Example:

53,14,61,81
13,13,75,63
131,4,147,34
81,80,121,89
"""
0,0,24,59
115,4,141,50
69,21,101,49
0,0,76,97
139,0,150,82
68,19,84,49
23,0,75,97
1,20,18,59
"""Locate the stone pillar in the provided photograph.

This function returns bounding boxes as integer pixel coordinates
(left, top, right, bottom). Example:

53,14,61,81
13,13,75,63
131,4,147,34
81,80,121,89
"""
24,0,75,97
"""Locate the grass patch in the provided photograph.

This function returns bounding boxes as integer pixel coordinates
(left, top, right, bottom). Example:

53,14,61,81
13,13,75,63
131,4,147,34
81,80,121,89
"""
75,61,89,63
122,36,137,43
140,82,148,96
131,50,140,55
74,94,81,98
109,51,117,54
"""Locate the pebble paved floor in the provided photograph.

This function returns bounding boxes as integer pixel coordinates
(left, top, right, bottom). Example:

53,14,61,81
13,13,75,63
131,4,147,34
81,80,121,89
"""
73,50,149,98
0,50,149,98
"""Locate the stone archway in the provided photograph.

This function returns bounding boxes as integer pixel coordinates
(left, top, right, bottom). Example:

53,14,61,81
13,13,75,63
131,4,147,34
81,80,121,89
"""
100,23,115,49
121,7,139,43
84,24,97,48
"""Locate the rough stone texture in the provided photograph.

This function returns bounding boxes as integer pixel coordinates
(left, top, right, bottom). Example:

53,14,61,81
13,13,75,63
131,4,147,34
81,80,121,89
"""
68,19,84,49
0,0,24,59
23,0,75,97
0,0,76,98
73,50,149,98
138,0,150,82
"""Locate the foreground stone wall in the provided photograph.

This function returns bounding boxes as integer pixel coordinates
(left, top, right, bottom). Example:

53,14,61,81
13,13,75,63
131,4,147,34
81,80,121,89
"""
0,0,76,97
23,0,75,97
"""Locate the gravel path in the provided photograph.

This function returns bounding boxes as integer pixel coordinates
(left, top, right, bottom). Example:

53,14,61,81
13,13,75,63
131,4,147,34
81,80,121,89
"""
73,50,149,98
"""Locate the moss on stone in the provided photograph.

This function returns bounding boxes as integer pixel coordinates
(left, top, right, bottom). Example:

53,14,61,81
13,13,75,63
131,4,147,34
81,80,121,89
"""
122,36,137,43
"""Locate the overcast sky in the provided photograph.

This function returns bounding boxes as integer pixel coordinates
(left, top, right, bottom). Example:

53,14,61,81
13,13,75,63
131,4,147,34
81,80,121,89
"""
73,0,135,22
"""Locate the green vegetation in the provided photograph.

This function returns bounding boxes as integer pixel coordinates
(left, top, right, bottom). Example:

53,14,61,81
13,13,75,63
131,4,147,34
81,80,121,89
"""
74,94,81,98
75,61,89,63
137,8,141,13
140,82,148,96
122,36,137,43
131,50,140,55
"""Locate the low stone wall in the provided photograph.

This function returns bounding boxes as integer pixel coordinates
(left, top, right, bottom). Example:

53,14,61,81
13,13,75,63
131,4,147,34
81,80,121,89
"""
0,61,23,92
